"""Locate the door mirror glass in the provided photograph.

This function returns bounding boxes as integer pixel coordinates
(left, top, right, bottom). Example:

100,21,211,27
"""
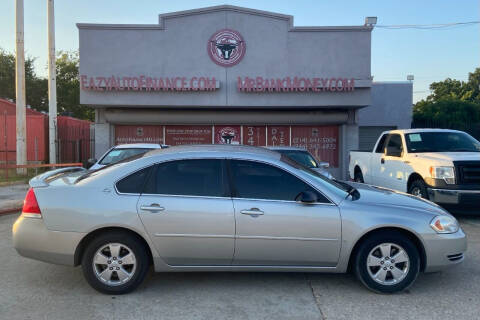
295,191,318,203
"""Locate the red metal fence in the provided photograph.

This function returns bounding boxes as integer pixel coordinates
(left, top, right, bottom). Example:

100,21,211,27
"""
1,113,48,163
0,112,93,165
57,116,93,163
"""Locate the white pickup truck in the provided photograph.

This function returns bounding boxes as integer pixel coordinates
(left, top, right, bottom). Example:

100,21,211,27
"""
349,129,480,213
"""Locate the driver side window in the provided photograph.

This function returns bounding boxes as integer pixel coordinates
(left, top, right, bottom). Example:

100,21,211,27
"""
386,134,403,157
230,160,329,203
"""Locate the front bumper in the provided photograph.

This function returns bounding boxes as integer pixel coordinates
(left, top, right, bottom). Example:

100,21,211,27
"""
12,215,86,266
427,188,480,214
423,228,467,272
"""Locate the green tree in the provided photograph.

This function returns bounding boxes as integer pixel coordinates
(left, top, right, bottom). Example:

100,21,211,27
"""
419,68,480,104
0,48,93,121
413,98,480,131
56,51,93,121
413,68,480,133
0,48,48,111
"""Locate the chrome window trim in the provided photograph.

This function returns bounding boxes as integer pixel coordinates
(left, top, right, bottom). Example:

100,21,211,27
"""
227,157,337,205
140,193,233,200
114,155,337,205
231,197,336,206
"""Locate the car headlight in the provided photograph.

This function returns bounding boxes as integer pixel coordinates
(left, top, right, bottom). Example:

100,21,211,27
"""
430,215,459,234
430,166,455,184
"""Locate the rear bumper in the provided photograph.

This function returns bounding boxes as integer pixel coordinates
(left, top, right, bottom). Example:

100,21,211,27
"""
423,228,467,272
427,188,480,214
12,215,85,266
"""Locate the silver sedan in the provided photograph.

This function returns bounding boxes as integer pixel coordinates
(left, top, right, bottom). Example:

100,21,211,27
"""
13,145,466,294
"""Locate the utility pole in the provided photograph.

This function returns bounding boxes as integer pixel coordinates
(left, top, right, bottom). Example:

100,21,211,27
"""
47,0,57,164
15,0,27,174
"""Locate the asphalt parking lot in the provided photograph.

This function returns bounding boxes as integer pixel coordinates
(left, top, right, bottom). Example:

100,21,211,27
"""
1,213,480,320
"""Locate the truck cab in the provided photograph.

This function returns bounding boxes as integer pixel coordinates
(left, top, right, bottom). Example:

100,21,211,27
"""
349,129,480,213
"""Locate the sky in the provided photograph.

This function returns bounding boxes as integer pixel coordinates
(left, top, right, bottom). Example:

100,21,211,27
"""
0,0,479,103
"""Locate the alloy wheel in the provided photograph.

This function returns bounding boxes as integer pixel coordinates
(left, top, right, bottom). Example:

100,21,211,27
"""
366,243,410,286
92,243,137,286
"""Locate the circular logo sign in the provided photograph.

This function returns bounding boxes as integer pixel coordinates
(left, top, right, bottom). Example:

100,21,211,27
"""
208,29,246,67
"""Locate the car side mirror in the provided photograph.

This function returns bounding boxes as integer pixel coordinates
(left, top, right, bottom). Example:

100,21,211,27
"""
318,161,329,168
295,191,318,204
386,147,402,157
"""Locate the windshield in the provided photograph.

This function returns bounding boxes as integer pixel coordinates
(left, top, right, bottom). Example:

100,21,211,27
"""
99,148,153,165
280,155,349,198
77,152,146,183
405,132,480,153
276,150,318,168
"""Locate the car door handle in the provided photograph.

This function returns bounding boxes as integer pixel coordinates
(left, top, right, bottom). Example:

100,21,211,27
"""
140,204,165,212
240,208,264,216
381,158,385,164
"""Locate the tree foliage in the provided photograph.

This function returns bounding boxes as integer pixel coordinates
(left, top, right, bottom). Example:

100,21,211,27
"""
0,48,93,121
0,48,48,111
413,68,480,131
55,51,93,120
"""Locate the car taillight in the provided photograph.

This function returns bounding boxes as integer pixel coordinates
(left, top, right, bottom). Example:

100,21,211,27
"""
22,188,42,217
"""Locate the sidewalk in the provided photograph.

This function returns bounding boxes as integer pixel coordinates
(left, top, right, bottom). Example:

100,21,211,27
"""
0,183,28,214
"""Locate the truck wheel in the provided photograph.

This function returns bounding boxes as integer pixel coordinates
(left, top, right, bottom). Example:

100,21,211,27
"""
82,231,150,294
354,232,420,294
354,170,364,183
409,179,428,199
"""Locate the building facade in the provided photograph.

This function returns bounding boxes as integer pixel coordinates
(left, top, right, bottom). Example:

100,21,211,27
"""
77,5,412,179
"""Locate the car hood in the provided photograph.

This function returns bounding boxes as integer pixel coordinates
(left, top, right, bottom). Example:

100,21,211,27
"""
346,182,448,216
412,152,480,164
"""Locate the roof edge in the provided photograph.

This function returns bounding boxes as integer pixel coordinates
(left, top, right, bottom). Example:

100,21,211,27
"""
77,5,372,32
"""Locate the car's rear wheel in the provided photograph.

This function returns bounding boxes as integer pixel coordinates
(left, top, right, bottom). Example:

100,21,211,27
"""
409,179,428,199
354,169,364,183
354,232,420,293
82,232,149,294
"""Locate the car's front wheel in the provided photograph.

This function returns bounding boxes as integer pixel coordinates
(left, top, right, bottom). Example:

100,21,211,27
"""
409,179,428,199
354,232,420,293
82,231,149,294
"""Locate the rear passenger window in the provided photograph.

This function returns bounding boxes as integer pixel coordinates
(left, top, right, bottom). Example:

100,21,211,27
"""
116,166,152,194
230,160,328,202
144,159,227,197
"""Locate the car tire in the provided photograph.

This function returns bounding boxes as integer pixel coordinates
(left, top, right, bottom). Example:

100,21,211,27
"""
409,179,428,199
354,232,420,294
82,231,150,294
354,169,364,183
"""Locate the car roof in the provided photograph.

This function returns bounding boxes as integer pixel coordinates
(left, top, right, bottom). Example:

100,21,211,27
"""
266,146,308,151
386,128,466,135
114,143,162,149
143,144,281,160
